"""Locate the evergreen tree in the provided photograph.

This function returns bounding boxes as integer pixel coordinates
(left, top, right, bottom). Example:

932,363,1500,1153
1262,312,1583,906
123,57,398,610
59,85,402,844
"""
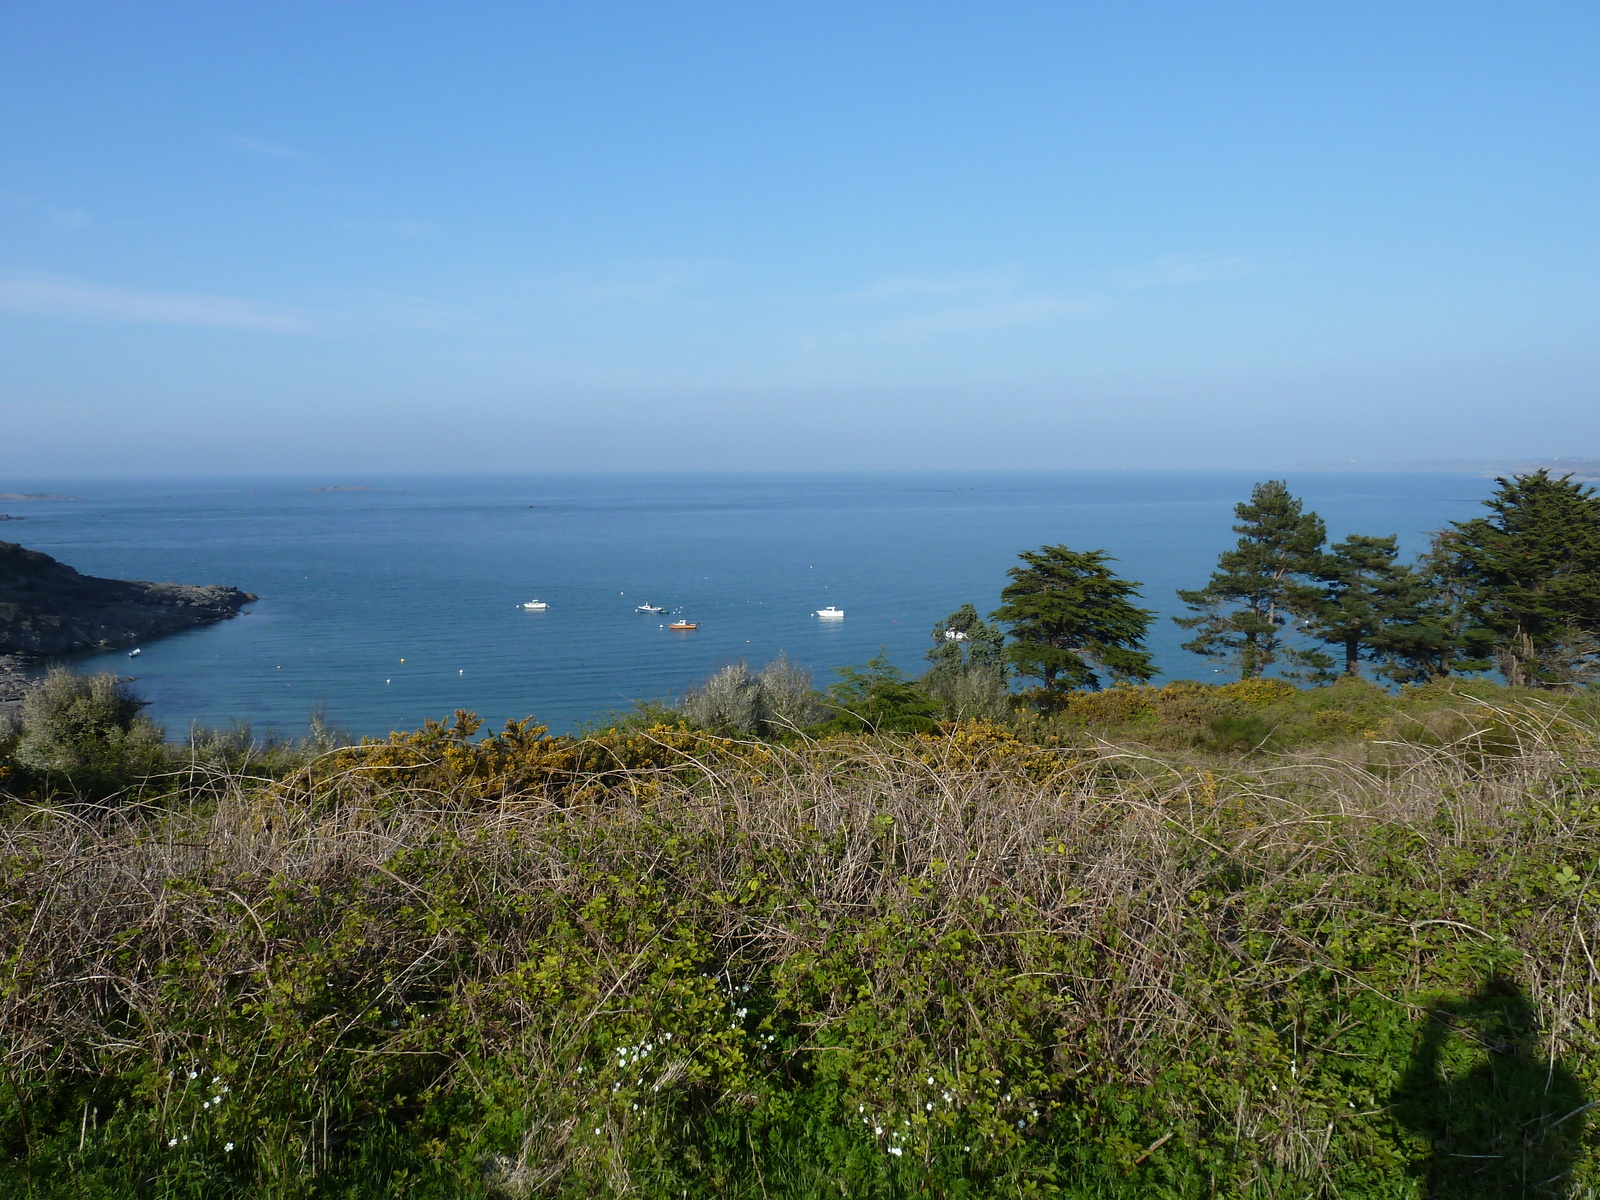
824,650,939,733
1175,481,1326,679
992,546,1155,698
924,603,1010,722
1304,534,1411,678
925,603,1006,673
1450,470,1600,687
1372,531,1494,684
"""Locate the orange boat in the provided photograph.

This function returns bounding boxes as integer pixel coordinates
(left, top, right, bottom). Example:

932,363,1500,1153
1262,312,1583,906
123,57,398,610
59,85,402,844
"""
668,620,697,631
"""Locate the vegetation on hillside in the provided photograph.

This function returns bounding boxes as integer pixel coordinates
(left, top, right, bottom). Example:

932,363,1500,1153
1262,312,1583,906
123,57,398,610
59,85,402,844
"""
3,469,1599,1197
3,683,1599,1198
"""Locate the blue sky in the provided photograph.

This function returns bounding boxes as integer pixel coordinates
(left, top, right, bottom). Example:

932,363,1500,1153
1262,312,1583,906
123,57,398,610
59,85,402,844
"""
2,2,1598,475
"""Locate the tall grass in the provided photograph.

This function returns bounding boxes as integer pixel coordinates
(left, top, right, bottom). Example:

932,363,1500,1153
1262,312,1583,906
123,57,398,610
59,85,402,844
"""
3,702,1598,1197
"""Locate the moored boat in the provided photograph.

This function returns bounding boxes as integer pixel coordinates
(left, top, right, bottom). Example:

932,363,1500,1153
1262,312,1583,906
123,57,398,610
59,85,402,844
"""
668,619,697,630
522,599,548,610
635,603,665,613
814,605,844,619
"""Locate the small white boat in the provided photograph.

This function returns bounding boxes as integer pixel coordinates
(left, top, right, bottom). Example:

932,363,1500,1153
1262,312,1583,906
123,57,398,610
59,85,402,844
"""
522,599,548,611
635,603,665,614
814,606,845,619
128,647,141,657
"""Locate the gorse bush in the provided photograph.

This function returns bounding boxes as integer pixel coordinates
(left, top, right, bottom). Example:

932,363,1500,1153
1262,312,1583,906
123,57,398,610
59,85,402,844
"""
3,699,1599,1198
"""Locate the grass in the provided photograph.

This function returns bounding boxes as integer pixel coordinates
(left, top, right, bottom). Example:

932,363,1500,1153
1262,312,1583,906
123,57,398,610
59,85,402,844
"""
2,686,1599,1197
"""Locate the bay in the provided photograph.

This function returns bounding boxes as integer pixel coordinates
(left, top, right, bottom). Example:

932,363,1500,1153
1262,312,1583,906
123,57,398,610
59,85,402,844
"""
4,471,1491,737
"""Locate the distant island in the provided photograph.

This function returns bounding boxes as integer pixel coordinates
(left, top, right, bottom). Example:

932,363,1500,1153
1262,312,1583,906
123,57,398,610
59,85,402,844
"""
309,485,371,492
0,515,24,522
0,492,78,501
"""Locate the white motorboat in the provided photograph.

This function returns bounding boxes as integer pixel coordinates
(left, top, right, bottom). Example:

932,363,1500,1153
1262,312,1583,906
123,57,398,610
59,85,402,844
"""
635,603,665,614
814,605,845,619
128,647,141,657
522,599,548,611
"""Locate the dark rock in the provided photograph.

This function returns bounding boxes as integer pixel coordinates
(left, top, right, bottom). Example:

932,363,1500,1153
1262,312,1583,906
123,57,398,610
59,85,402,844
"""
0,515,24,521
0,541,257,657
0,653,29,722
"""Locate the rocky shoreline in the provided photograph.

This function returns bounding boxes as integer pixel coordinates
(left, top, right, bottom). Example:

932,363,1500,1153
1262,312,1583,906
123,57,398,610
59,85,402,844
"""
1,540,256,719
0,654,31,722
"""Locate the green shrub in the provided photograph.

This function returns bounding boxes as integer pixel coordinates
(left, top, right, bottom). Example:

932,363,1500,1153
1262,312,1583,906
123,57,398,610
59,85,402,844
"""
12,668,165,791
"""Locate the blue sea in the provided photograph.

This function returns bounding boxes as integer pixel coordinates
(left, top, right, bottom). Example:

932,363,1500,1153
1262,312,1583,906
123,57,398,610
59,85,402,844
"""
4,472,1494,738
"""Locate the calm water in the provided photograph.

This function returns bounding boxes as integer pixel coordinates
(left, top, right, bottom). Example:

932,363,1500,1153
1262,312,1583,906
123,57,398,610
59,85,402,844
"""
4,472,1492,737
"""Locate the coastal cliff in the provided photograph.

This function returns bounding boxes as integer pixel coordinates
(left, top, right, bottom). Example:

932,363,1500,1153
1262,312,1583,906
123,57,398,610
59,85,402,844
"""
0,541,256,714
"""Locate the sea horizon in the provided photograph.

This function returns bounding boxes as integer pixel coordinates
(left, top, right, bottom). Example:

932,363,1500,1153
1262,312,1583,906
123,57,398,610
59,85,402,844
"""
5,468,1501,737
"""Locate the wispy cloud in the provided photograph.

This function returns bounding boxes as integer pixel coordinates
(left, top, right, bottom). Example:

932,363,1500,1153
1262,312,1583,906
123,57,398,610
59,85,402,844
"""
0,271,313,333
841,269,1100,339
1108,253,1259,290
221,134,303,159
342,219,432,238
565,259,726,304
880,294,1100,338
845,269,1026,305
47,207,90,231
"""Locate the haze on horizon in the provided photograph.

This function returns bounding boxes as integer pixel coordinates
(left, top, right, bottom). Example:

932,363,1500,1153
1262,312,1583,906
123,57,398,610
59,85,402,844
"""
2,3,1598,478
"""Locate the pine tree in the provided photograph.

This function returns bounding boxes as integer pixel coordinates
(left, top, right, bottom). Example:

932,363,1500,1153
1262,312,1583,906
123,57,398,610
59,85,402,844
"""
992,546,1155,698
925,603,1006,673
1175,481,1326,679
1451,470,1600,687
1304,534,1411,678
924,603,1011,722
1372,531,1494,684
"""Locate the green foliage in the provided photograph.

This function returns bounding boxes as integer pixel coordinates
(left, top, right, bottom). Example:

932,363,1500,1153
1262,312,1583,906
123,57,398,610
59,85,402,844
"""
924,605,1011,723
993,546,1156,701
1392,976,1587,1198
925,603,1006,674
1451,470,1600,687
1370,530,1495,685
819,650,940,734
1302,533,1411,680
11,668,165,792
678,655,824,736
1176,480,1327,680
5,707,1600,1197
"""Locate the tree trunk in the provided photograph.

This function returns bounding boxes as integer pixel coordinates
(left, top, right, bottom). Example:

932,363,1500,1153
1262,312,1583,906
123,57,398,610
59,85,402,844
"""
1345,636,1360,677
1504,625,1536,688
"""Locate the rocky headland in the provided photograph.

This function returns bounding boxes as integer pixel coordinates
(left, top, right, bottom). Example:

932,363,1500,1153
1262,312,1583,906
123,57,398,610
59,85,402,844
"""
0,540,256,717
